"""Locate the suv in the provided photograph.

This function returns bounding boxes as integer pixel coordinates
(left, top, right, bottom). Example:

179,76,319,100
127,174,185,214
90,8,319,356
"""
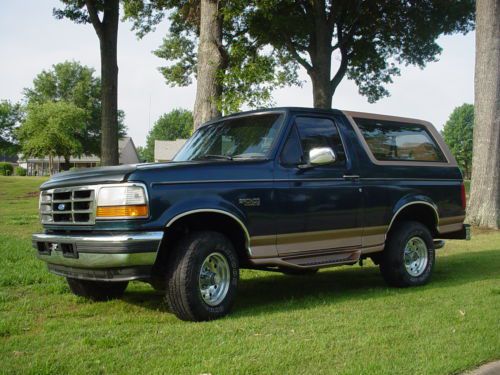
33,108,470,321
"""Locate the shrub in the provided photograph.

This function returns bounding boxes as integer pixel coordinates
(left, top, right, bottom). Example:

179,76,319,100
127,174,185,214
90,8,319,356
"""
0,162,14,176
14,166,27,176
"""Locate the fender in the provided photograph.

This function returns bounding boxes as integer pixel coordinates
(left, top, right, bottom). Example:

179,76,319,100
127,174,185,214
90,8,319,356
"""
386,195,440,237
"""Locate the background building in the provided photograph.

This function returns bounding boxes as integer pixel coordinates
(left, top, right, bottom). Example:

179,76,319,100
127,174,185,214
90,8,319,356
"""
154,139,187,162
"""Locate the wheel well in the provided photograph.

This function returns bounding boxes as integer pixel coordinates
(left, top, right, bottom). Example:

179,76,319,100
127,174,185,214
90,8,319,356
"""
154,212,250,272
388,203,439,238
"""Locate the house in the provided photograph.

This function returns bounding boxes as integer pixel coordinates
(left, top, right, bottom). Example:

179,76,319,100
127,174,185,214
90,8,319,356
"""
154,139,187,162
18,137,140,176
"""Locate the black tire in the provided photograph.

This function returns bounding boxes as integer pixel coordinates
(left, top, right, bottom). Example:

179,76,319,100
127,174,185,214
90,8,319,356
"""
165,231,239,321
280,267,319,276
66,278,128,301
379,221,435,287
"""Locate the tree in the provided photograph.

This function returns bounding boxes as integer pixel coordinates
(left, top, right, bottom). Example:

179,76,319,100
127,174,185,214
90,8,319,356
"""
142,109,193,162
467,0,499,229
442,104,474,179
17,102,86,174
124,0,298,128
24,61,126,157
0,100,23,156
54,0,120,165
247,0,475,108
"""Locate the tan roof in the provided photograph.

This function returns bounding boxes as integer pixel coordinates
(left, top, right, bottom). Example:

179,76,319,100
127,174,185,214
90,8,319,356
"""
154,139,187,162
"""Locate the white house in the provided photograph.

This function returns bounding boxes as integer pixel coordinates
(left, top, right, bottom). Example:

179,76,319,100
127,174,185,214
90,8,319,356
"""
154,139,187,162
19,137,140,176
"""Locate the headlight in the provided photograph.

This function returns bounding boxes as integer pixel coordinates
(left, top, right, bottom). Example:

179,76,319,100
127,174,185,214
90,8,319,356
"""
96,185,148,219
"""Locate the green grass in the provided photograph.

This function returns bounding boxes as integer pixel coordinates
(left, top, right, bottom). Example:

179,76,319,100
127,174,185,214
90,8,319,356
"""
0,176,499,374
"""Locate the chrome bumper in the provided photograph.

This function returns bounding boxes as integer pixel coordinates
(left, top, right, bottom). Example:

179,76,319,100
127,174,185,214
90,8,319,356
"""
32,231,163,280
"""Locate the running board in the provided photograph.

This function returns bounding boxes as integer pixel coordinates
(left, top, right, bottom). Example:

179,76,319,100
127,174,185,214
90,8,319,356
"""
249,249,361,270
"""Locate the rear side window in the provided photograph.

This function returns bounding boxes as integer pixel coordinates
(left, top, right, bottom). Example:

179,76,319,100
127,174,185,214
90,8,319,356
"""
354,118,446,162
295,117,346,164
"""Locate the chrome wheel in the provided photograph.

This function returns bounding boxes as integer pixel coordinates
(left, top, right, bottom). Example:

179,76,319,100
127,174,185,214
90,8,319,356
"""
198,252,231,306
403,236,428,277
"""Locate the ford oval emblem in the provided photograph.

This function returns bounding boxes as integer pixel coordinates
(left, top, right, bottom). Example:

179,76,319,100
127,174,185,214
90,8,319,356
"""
58,203,66,211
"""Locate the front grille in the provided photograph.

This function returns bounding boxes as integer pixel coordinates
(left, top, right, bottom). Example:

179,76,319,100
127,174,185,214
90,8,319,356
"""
40,187,95,225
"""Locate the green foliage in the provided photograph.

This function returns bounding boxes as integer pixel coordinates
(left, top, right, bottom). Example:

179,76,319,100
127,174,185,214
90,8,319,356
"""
143,109,193,162
24,61,126,156
135,146,147,163
0,162,14,176
247,0,475,104
14,166,27,176
0,100,23,155
125,1,300,114
17,102,86,161
443,103,474,178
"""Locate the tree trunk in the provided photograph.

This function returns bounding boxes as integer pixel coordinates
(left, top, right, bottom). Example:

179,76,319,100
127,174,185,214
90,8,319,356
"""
466,0,500,229
193,0,223,129
86,0,120,166
310,69,333,109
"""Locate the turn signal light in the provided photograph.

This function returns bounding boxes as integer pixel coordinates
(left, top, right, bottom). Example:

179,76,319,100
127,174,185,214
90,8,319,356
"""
96,205,148,218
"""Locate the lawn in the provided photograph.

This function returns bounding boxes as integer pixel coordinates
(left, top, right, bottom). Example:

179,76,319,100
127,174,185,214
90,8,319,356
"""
0,176,499,375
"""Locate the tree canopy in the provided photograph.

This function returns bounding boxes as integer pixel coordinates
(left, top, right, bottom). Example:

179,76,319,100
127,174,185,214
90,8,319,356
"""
142,108,193,162
24,61,126,156
0,100,23,156
246,0,475,108
124,0,299,116
442,103,474,179
17,101,87,172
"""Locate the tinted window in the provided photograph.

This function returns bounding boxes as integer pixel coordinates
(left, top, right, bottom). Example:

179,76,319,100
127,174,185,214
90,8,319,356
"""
295,117,346,164
355,118,446,162
280,127,302,165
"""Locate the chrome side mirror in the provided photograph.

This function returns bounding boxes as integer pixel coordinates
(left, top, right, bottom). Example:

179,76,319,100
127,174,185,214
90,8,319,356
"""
309,147,337,165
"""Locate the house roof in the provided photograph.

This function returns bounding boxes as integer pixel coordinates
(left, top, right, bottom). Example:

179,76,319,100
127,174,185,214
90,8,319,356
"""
154,139,187,161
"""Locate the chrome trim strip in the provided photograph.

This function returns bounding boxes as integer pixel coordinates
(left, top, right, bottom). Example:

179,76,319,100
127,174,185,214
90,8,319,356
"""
33,231,164,244
165,209,252,256
386,201,439,238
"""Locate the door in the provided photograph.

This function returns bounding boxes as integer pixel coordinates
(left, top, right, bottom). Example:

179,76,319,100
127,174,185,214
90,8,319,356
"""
275,115,362,256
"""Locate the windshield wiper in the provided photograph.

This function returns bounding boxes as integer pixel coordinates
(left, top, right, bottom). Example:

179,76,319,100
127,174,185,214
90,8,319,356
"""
194,154,233,161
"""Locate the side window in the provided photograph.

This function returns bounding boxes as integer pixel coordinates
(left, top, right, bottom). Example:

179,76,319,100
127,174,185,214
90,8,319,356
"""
354,118,446,162
295,117,346,165
280,127,302,165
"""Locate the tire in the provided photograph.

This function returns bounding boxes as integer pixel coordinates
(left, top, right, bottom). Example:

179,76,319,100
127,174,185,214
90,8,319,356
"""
66,278,128,301
280,267,319,276
165,231,239,321
379,221,435,287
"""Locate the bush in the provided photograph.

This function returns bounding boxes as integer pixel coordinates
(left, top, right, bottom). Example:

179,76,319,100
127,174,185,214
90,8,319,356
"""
14,166,27,176
0,162,14,176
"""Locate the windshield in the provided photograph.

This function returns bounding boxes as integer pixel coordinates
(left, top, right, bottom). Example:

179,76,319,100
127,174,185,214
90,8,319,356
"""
173,113,284,161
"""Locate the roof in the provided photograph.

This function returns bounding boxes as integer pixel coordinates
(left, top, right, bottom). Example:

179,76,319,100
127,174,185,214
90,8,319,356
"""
199,107,428,128
154,139,187,161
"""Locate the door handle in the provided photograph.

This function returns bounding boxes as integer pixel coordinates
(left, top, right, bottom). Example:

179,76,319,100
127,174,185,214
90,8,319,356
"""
343,174,360,181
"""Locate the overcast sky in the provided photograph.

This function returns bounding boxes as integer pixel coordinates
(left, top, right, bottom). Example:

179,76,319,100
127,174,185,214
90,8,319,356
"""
0,0,475,147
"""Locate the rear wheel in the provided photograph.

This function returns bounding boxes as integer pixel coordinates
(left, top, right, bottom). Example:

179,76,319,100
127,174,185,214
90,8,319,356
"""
66,278,128,301
165,231,239,321
379,221,435,287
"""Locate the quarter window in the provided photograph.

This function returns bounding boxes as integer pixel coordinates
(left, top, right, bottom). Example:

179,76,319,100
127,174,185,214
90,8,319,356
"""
354,118,446,162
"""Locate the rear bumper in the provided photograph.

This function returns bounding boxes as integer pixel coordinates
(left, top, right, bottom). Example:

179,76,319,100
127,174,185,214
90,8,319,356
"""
32,231,163,281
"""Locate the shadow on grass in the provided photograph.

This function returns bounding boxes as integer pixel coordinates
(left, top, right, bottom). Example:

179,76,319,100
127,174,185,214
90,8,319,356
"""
121,248,500,318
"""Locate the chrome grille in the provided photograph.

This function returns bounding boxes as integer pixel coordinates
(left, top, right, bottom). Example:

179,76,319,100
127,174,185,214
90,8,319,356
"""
40,187,96,225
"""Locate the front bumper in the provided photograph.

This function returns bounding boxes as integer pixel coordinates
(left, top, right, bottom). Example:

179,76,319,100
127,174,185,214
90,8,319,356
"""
32,231,163,281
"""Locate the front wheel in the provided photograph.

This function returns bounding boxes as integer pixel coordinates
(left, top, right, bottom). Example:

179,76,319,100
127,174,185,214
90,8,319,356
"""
66,278,128,301
165,231,239,321
379,221,435,287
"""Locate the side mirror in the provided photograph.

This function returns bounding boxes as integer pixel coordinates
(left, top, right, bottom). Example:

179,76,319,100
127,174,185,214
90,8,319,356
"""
309,147,337,165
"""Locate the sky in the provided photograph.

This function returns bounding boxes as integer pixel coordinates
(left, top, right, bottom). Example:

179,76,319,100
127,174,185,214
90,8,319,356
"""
0,0,475,148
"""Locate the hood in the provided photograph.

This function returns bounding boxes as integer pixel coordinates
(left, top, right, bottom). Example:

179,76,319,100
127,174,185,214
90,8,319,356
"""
40,164,138,190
